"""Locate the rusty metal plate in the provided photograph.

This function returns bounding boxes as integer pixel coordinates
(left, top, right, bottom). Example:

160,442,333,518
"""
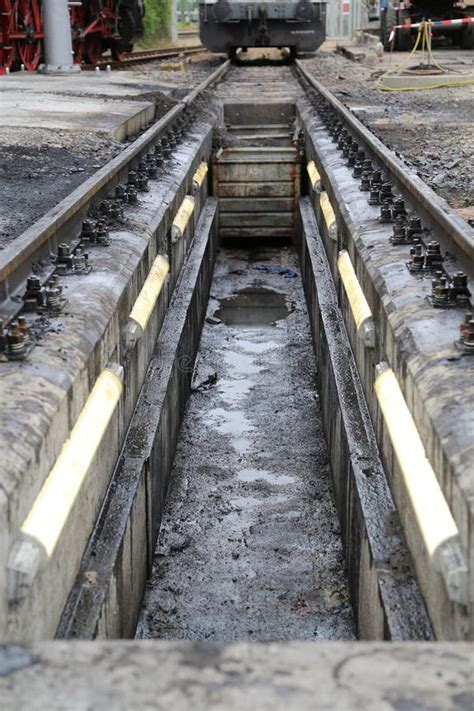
217,146,298,163
217,164,296,183
220,227,293,239
220,212,294,228
219,198,295,213
217,182,295,198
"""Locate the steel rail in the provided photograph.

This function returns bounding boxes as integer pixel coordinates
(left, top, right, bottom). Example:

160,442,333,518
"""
294,59,474,262
0,58,231,302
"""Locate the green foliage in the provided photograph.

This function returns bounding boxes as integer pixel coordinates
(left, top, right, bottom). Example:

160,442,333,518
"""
143,0,172,39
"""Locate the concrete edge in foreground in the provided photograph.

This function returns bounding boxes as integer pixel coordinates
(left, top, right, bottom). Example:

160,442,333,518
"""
0,640,471,710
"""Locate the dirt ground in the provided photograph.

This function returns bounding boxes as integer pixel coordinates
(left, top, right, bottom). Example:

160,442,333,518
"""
300,49,474,221
137,247,356,642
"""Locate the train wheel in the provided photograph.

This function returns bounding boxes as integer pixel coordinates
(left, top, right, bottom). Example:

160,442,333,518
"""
17,38,41,70
0,42,15,72
72,40,84,64
14,0,42,70
70,5,85,64
84,35,103,64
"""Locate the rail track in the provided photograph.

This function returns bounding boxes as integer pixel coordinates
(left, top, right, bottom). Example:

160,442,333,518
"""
84,43,206,71
1,55,473,647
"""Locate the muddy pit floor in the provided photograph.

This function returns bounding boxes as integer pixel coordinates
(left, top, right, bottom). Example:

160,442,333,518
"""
137,247,356,642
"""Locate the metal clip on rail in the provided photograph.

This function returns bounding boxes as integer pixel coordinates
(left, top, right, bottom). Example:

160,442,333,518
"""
7,363,124,604
374,363,469,606
337,250,375,348
125,255,170,350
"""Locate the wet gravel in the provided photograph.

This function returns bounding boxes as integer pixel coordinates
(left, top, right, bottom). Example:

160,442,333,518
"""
300,50,474,220
137,247,356,642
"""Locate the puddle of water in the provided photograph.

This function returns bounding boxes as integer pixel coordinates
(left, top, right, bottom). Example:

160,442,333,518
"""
215,287,291,327
217,377,254,402
204,407,254,452
223,349,262,374
238,339,281,354
237,468,296,486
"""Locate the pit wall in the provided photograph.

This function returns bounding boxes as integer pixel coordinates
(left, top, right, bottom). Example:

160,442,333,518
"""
58,200,218,638
298,198,432,641
0,115,217,642
297,100,472,640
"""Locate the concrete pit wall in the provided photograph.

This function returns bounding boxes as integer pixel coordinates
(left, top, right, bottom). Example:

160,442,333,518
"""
298,99,473,640
298,198,432,640
58,200,219,639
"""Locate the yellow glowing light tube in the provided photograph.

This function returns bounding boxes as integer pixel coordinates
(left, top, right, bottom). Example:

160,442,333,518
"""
374,363,468,605
319,191,337,241
8,364,124,603
171,195,195,243
337,250,374,348
126,254,169,349
192,162,208,193
307,160,322,193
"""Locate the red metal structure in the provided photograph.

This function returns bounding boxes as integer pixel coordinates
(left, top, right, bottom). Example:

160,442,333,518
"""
0,0,143,73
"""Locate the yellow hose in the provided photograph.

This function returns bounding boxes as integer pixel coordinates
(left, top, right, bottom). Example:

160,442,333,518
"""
376,21,474,92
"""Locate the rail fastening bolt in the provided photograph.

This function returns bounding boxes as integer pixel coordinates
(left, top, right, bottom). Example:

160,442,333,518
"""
368,188,380,205
18,317,29,342
380,182,393,201
137,173,149,192
115,184,127,201
409,243,424,271
81,218,97,242
407,216,422,238
45,287,62,312
379,202,392,222
96,220,110,243
7,323,26,356
425,241,443,268
391,223,407,244
361,173,372,192
392,197,406,217
463,319,474,351
23,275,44,311
452,272,470,306
127,187,138,204
432,276,450,306
460,312,473,341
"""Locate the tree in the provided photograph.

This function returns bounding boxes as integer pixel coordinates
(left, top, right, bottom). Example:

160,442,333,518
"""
143,0,172,39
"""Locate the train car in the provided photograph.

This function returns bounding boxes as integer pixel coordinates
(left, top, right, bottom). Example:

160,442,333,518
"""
0,0,144,73
198,0,327,57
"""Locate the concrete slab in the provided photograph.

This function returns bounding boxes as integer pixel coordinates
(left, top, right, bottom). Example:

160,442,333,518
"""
0,72,179,141
0,641,471,710
379,72,474,89
0,92,154,141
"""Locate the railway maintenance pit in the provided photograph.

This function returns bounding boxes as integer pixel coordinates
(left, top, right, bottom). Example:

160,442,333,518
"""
0,58,473,707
